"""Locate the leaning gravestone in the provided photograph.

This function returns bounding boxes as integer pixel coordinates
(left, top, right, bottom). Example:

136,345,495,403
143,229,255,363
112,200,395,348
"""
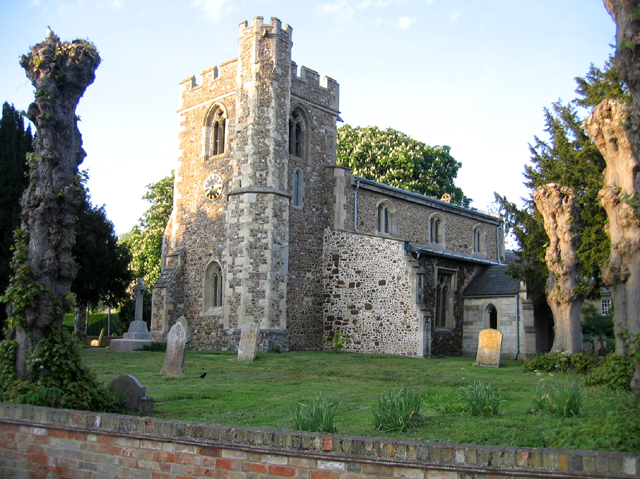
107,375,154,414
237,324,259,362
476,329,503,367
160,317,190,376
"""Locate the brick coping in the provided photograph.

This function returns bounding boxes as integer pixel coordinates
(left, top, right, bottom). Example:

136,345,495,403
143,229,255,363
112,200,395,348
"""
0,403,638,478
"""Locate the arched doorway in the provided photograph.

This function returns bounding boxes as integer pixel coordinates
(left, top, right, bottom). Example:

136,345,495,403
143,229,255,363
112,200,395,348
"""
534,298,554,352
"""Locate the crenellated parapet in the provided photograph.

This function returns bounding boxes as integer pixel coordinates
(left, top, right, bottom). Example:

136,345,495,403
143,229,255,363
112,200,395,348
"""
291,62,339,114
179,59,238,110
239,16,292,43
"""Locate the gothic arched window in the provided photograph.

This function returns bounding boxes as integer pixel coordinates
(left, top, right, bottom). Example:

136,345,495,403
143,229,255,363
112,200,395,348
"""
430,214,445,245
376,200,395,235
289,108,307,158
292,168,304,207
204,105,227,158
473,226,485,254
203,261,223,313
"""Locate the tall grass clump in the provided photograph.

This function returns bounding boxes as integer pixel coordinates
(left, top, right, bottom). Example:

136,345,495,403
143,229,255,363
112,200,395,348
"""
372,384,423,432
290,394,340,433
458,381,504,417
532,383,583,417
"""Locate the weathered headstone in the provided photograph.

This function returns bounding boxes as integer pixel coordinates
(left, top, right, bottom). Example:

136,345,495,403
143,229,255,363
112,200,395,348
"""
107,375,154,414
237,324,259,362
476,329,502,367
160,317,190,376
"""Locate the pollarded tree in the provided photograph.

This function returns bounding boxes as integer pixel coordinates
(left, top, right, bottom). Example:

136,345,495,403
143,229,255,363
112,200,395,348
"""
496,57,625,299
2,31,100,378
337,125,470,206
0,103,33,334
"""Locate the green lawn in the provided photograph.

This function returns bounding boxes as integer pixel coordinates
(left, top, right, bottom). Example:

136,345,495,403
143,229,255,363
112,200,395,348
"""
82,349,637,451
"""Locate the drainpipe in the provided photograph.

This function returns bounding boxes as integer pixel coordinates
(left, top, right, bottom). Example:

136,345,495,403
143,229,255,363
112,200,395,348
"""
514,293,521,360
354,179,361,232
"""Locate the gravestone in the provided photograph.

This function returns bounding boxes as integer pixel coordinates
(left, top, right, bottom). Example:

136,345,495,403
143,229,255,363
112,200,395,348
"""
90,328,105,347
476,329,502,367
110,278,153,351
237,324,259,362
107,375,154,414
160,317,190,376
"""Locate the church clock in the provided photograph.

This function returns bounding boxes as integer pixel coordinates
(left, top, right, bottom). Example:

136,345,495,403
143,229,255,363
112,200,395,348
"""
204,174,223,201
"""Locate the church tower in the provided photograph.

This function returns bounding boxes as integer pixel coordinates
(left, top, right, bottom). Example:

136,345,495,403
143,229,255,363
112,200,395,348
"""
151,17,340,351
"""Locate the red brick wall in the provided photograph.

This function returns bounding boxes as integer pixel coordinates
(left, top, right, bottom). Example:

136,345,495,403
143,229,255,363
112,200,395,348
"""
0,404,637,478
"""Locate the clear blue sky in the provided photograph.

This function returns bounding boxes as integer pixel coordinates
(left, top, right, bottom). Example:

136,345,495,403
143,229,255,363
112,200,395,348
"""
0,0,615,236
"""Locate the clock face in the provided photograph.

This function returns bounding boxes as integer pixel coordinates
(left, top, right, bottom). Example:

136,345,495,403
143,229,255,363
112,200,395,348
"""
204,174,222,201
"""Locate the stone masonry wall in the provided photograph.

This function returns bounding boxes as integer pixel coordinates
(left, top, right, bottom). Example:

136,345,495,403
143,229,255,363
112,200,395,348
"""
463,296,521,358
323,229,424,356
0,404,637,479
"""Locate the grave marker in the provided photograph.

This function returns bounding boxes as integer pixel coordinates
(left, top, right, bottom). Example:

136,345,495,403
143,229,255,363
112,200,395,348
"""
160,317,190,376
237,324,259,362
476,329,502,367
107,375,153,414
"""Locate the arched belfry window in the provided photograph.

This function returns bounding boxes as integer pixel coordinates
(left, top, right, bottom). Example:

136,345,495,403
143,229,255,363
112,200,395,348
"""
376,200,395,235
289,107,307,159
203,261,223,313
204,104,227,158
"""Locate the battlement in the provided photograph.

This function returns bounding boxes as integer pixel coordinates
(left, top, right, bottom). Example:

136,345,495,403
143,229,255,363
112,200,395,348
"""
239,16,292,42
179,58,238,96
291,62,339,112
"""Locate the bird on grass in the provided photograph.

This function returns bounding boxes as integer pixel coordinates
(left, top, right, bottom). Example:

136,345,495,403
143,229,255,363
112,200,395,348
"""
199,372,207,379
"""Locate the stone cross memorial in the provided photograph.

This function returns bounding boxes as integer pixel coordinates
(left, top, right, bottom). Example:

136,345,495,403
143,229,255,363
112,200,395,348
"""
160,317,190,376
476,329,503,367
237,324,259,362
110,278,153,351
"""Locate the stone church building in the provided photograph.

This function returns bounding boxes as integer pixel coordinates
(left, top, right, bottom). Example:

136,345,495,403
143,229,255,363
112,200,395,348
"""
150,16,542,358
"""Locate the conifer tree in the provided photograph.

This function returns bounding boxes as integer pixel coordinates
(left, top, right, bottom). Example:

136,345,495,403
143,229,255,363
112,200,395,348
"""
0,103,33,334
496,56,626,297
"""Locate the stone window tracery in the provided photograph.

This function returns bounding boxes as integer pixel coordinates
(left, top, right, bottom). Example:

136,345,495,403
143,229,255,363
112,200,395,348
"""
435,269,455,329
473,226,485,254
289,107,307,159
376,200,395,235
203,261,223,313
204,104,227,158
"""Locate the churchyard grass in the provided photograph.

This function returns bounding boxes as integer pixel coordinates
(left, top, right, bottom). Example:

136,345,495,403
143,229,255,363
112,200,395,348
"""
82,349,637,451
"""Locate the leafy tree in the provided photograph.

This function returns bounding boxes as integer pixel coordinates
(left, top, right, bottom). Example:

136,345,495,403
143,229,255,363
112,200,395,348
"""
71,183,132,339
337,125,470,206
0,103,33,335
496,56,626,297
119,172,174,325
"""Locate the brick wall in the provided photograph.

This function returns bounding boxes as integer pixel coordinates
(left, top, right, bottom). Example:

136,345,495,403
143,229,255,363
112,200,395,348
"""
0,404,637,479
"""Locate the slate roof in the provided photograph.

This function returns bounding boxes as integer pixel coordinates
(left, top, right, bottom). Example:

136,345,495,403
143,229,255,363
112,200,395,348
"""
463,263,521,298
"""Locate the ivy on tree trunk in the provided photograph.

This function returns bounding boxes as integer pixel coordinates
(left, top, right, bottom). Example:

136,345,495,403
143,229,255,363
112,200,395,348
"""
4,31,100,378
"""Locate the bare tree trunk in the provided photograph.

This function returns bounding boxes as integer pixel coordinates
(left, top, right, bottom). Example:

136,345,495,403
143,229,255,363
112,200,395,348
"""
6,31,100,377
533,184,583,353
74,303,88,342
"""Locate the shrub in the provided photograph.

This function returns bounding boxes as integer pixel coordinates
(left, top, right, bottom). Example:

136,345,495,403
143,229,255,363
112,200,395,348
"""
570,351,600,374
584,354,634,390
532,383,583,417
326,331,349,352
581,303,613,343
524,350,572,372
372,384,423,432
547,392,640,453
291,394,340,433
0,324,123,412
458,381,504,417
424,390,467,414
